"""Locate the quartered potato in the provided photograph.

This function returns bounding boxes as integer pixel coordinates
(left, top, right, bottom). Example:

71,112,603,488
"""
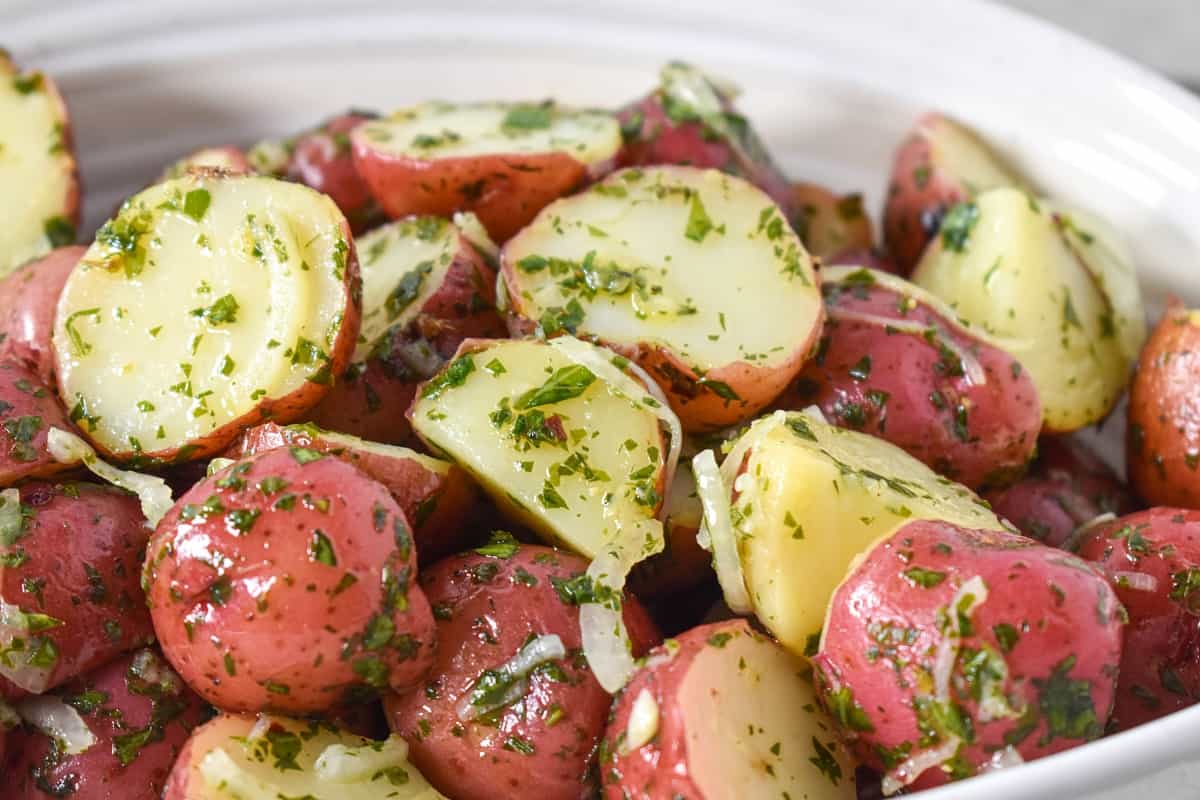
911,187,1144,431
353,101,621,241
53,172,360,464
286,111,384,232
501,165,824,430
0,54,79,279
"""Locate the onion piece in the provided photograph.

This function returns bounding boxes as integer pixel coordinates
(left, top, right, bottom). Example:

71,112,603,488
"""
0,600,63,692
47,427,174,528
981,745,1025,773
453,211,499,263
1113,571,1158,592
881,735,962,796
0,488,20,540
315,734,411,782
17,694,97,755
455,634,567,721
622,688,660,754
932,576,989,700
829,307,989,387
206,457,235,477
694,449,752,614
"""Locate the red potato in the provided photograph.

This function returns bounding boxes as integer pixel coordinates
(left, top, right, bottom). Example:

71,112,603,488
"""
830,247,901,275
814,519,1123,794
600,619,858,799
0,361,78,486
287,111,384,232
6,648,209,800
352,102,621,242
790,183,875,262
144,446,436,713
1,481,154,694
385,541,660,800
778,267,1041,489
1074,508,1200,730
159,146,252,180
986,435,1137,548
309,354,423,446
883,112,1024,274
234,422,478,563
0,245,84,384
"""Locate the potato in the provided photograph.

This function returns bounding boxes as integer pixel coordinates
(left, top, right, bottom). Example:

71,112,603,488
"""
0,245,83,383
779,267,1041,489
0,362,78,486
600,619,857,799
234,422,478,563
501,166,823,430
0,54,80,278
286,111,384,232
1074,508,1200,730
814,519,1123,794
53,172,361,464
790,183,875,262
385,541,659,800
616,61,794,213
163,713,444,800
144,446,435,713
308,349,424,447
702,410,1006,657
883,112,1023,274
1127,302,1200,508
1,480,154,693
159,146,252,180
986,434,1136,547
352,102,621,242
6,648,209,800
628,456,712,597
911,187,1143,431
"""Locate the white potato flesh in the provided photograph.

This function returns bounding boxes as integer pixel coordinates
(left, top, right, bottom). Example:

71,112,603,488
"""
503,166,821,373
357,102,620,164
188,715,444,800
0,58,76,277
926,115,1023,195
717,411,1005,656
911,187,1129,431
355,216,456,359
53,174,352,459
410,337,665,558
678,628,858,799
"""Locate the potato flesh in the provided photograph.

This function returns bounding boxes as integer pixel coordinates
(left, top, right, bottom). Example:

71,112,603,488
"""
0,63,74,277
411,338,663,558
358,102,619,164
504,166,821,373
912,187,1127,431
928,115,1022,195
678,630,857,799
53,175,349,456
725,412,1004,655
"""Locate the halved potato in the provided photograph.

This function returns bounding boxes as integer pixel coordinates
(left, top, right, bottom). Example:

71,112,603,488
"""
53,172,359,463
353,102,621,242
501,166,823,430
0,54,80,278
410,337,669,559
705,410,1006,656
911,187,1138,431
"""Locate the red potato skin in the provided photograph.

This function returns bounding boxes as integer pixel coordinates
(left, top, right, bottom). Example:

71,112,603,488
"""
0,481,154,693
0,361,78,486
384,544,660,800
1127,302,1200,509
790,183,875,262
287,112,384,232
0,246,84,384
233,422,478,564
6,648,209,800
1075,508,1200,730
828,247,901,275
814,519,1123,792
309,356,421,447
777,274,1041,489
987,435,1137,548
144,447,435,713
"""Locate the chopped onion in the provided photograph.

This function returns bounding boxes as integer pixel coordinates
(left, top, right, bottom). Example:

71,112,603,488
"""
1113,571,1158,592
315,734,410,782
693,449,752,614
881,735,962,796
47,428,174,527
453,211,499,263
0,600,60,692
981,745,1025,773
0,488,20,537
1077,512,1117,534
932,576,989,700
246,714,272,742
17,695,97,755
206,457,235,477
659,63,749,163
456,634,567,721
622,688,660,754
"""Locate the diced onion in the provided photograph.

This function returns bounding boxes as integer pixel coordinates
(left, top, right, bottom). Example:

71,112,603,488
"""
17,695,97,755
981,745,1025,773
47,428,174,528
0,600,58,692
0,488,19,537
247,714,272,742
828,308,988,387
1077,512,1117,534
456,634,567,721
453,211,499,263
693,449,752,614
932,576,989,700
207,457,235,477
315,734,411,782
1113,571,1158,592
622,688,660,754
881,735,962,796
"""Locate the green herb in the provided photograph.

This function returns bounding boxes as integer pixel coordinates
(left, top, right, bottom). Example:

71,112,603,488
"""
992,623,1020,653
183,188,211,221
421,356,474,399
825,686,874,732
848,355,871,381
43,216,75,248
809,736,843,786
190,294,239,326
502,104,553,131
940,202,980,252
1034,655,1101,744
386,261,434,322
475,531,520,559
64,308,101,356
699,378,740,401
684,193,715,242
516,365,595,409
902,567,946,588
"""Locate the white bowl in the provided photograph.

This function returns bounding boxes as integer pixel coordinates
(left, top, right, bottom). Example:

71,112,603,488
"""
8,1,1200,797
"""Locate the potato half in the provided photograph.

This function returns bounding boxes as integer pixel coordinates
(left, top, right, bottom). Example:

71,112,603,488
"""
53,173,359,463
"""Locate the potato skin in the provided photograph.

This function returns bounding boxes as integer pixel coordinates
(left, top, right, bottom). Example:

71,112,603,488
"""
790,183,874,262
144,447,435,713
0,246,83,384
309,354,422,447
385,543,659,800
0,361,77,486
1127,303,1200,508
778,273,1041,489
287,112,384,232
1075,508,1200,730
814,519,1123,792
6,648,209,800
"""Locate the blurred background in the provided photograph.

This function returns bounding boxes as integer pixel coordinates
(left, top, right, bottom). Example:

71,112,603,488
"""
1005,0,1200,90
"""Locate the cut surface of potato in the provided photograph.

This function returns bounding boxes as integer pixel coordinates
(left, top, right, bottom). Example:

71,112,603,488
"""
710,410,1005,656
53,173,358,462
912,187,1131,431
0,56,78,277
502,165,822,429
410,337,668,560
